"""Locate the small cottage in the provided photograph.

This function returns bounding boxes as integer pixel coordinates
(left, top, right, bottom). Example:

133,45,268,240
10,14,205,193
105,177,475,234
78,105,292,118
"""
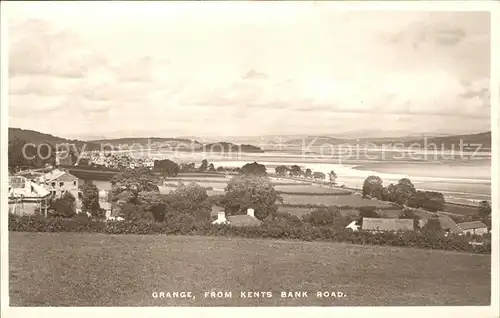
457,221,488,235
362,217,414,232
211,208,262,227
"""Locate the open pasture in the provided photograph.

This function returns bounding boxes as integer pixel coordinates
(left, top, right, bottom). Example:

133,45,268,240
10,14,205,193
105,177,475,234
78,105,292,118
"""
274,184,352,195
9,232,490,306
281,194,394,208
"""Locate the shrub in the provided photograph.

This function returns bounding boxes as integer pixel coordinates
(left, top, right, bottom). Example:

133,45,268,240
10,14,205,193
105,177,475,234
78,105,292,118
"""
48,192,77,218
358,206,379,218
302,207,344,227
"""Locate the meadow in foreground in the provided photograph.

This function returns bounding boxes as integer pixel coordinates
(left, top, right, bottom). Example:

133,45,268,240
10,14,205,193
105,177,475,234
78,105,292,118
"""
10,232,490,306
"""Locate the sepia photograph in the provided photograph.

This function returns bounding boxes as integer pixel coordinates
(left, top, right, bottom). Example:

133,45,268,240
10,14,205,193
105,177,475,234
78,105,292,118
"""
1,0,498,315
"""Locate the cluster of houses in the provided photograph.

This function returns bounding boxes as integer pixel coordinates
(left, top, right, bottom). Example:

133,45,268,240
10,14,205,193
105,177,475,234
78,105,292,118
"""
56,150,155,170
86,152,154,170
8,168,80,216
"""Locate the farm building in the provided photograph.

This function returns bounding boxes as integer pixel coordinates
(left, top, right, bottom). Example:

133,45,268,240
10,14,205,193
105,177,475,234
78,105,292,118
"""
457,221,488,235
419,215,463,235
362,217,414,232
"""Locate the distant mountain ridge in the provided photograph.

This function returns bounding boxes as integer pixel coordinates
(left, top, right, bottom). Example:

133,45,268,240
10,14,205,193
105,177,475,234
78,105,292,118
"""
8,128,101,151
276,131,491,149
9,127,491,153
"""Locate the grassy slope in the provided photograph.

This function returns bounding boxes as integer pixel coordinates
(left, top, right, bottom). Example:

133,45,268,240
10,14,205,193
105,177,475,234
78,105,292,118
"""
9,232,490,306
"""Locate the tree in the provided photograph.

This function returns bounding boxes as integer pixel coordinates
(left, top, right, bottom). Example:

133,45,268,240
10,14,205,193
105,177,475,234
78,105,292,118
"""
362,176,383,199
302,206,345,227
394,178,416,206
49,192,76,218
207,163,216,172
164,182,210,221
304,168,312,179
290,165,302,177
216,166,225,172
358,206,379,218
328,170,337,184
478,200,491,219
240,161,267,176
312,171,326,180
275,165,289,177
407,191,445,212
81,180,100,216
110,168,160,216
119,202,152,221
421,217,442,234
223,175,282,220
138,190,165,221
199,159,209,172
154,159,180,177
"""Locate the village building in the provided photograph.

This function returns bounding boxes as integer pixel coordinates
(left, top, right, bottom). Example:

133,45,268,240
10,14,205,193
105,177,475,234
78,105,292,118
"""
8,175,50,216
418,215,463,236
457,221,488,235
37,169,79,199
211,208,262,227
362,217,414,232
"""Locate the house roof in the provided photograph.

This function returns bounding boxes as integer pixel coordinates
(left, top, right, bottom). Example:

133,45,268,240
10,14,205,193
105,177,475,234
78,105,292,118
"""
211,205,225,218
9,176,50,198
42,169,67,182
362,217,414,231
457,221,487,230
227,215,262,227
437,216,463,234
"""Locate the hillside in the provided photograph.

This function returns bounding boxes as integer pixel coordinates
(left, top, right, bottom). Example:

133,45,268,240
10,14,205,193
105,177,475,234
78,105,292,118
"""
9,128,101,150
89,137,201,148
407,131,491,149
284,136,351,146
280,131,491,149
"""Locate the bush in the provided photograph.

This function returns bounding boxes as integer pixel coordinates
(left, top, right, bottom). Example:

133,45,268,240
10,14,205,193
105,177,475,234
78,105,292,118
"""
358,206,379,218
302,207,345,227
48,192,77,218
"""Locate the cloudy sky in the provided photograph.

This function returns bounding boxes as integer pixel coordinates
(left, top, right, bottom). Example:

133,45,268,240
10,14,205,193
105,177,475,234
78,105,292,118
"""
6,2,491,139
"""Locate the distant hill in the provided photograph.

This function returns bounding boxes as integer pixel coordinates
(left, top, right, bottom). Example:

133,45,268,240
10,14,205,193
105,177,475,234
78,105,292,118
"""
284,136,352,147
9,128,101,150
195,142,264,153
404,132,491,149
89,137,201,149
280,132,491,150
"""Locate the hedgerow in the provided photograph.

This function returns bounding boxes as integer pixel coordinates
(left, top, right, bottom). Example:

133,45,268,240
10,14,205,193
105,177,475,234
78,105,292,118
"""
8,213,490,254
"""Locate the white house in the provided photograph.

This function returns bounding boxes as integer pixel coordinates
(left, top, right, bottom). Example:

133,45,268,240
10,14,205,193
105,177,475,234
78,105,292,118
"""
457,221,489,235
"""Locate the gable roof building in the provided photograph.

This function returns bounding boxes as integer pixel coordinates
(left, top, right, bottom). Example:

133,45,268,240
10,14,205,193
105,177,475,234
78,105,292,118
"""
362,217,414,232
457,221,488,235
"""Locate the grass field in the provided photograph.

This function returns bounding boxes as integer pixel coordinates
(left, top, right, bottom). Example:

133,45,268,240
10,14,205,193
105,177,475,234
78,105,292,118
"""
274,185,352,194
9,232,490,306
281,194,394,208
443,203,480,216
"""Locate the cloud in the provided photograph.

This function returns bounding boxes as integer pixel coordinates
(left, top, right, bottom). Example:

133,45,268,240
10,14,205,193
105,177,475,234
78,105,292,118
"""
7,7,491,137
9,19,107,78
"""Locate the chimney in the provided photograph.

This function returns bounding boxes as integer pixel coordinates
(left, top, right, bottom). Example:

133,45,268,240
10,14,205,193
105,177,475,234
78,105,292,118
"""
212,211,228,224
218,212,227,222
247,208,255,218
